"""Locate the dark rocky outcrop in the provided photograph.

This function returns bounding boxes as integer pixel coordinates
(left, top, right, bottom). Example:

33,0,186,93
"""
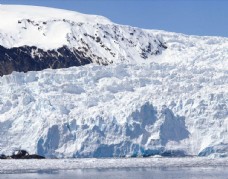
0,150,45,159
0,45,93,76
0,154,7,159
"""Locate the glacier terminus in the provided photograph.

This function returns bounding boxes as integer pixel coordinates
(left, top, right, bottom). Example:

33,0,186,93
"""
0,5,227,159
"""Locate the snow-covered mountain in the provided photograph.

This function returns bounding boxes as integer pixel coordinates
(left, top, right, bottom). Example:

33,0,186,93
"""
0,5,166,76
0,5,228,158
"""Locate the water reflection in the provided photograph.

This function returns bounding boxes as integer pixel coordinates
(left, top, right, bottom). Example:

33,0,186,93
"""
1,167,228,179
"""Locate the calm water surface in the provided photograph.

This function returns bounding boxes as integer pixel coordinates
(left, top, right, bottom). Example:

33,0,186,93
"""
1,167,228,179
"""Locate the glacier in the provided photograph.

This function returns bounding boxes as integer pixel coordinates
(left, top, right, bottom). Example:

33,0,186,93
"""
0,5,228,158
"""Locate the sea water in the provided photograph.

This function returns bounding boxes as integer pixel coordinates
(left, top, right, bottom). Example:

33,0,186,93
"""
1,167,228,179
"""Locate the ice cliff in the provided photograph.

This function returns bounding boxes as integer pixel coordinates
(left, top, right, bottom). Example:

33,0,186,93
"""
0,5,227,158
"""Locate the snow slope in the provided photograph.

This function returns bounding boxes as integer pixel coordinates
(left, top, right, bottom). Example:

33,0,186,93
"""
0,4,111,51
0,5,228,158
0,5,166,66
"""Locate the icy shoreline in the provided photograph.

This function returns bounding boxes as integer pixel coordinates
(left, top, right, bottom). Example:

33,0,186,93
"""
0,157,228,174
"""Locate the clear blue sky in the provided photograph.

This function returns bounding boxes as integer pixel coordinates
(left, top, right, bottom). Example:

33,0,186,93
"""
1,0,228,37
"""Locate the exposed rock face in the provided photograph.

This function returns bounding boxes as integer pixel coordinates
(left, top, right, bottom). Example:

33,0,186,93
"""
0,45,93,76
